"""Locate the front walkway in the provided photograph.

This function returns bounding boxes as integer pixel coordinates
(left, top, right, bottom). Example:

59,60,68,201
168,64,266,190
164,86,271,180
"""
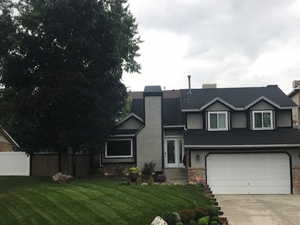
217,195,300,225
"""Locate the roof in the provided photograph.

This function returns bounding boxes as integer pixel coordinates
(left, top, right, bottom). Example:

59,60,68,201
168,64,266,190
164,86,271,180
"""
181,86,296,110
288,88,300,97
184,128,300,148
127,85,294,126
0,126,20,148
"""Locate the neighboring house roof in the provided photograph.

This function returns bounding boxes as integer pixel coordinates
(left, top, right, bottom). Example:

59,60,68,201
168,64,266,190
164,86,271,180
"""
288,88,300,98
0,126,20,149
184,128,300,148
181,85,296,111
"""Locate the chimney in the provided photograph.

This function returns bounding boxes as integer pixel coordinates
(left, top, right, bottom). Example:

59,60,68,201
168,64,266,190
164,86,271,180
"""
188,75,191,94
137,86,163,170
293,80,300,89
202,83,217,89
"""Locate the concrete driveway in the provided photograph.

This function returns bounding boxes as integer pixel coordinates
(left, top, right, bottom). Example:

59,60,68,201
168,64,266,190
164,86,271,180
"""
217,195,300,225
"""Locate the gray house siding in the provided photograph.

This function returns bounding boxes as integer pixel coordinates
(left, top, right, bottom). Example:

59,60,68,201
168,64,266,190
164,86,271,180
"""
205,102,230,111
136,96,163,171
277,110,292,128
231,112,247,128
186,113,203,129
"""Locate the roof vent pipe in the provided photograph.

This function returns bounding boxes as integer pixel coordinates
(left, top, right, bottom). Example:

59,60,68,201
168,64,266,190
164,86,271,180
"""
188,75,192,94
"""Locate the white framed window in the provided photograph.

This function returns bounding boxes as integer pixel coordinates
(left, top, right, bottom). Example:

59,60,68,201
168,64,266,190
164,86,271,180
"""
252,110,274,130
208,111,228,131
105,139,133,158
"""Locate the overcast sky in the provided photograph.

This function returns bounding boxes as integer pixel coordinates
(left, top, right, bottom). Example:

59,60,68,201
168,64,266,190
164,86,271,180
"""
122,0,300,93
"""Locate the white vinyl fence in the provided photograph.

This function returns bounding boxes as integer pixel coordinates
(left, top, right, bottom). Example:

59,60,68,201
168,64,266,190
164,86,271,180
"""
0,152,30,176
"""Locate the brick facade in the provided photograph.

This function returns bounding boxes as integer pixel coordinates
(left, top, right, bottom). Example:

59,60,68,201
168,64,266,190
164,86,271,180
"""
293,167,300,194
187,168,206,184
100,164,135,176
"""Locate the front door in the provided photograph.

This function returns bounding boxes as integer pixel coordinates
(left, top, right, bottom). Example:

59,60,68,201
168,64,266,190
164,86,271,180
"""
164,138,184,168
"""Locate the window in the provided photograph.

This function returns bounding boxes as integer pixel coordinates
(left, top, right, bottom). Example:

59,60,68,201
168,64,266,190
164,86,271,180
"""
252,111,273,130
105,139,133,158
208,111,228,131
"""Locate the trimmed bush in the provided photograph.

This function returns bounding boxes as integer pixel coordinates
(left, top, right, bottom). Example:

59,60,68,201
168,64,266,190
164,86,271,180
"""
197,216,209,225
162,212,181,225
210,220,219,225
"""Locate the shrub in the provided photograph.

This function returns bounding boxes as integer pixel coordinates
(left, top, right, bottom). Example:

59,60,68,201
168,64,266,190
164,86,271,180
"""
207,207,218,217
162,212,181,225
188,220,197,225
142,162,156,177
175,222,184,225
197,216,209,225
154,173,167,183
178,209,196,223
194,208,209,219
210,220,219,225
123,167,141,183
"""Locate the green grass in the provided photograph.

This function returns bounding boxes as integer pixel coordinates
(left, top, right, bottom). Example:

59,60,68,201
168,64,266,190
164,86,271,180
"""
0,177,213,225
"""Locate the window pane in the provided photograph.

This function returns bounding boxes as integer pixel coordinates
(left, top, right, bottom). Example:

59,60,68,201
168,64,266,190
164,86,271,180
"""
210,113,218,129
254,113,262,128
263,112,272,128
218,114,226,128
167,140,175,163
107,140,131,156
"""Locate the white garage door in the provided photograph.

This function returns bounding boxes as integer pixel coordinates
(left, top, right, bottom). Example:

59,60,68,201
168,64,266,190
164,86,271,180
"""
207,153,291,194
0,152,30,176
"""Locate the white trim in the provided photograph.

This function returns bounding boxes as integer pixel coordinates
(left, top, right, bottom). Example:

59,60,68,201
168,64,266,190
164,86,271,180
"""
115,113,144,127
252,110,274,130
105,139,133,158
208,111,229,131
184,144,300,148
163,125,185,128
245,96,281,109
182,109,201,112
164,137,184,168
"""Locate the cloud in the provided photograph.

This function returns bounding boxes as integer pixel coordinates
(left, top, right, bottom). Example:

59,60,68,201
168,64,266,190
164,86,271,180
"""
123,0,300,93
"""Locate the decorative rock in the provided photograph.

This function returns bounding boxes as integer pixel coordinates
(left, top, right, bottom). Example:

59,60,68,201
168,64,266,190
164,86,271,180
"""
52,172,73,183
151,216,168,225
141,182,149,186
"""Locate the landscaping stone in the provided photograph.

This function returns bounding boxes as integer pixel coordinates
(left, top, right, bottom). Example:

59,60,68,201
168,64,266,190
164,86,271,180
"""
151,216,168,225
52,172,73,183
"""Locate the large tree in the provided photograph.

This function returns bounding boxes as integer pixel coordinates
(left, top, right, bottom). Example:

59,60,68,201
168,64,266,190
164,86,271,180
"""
0,0,140,154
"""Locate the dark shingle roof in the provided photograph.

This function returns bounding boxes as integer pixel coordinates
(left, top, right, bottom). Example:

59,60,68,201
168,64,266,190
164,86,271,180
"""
181,86,296,110
184,128,300,147
163,98,183,125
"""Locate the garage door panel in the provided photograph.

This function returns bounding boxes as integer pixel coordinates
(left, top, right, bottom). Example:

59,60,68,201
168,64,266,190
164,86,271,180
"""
207,153,290,194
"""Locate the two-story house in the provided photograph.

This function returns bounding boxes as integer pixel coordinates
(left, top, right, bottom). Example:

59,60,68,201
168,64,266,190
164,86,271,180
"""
289,80,300,127
101,84,300,194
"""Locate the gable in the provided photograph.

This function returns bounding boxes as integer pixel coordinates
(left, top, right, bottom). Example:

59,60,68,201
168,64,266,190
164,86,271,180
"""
116,117,143,130
249,100,275,110
205,101,231,111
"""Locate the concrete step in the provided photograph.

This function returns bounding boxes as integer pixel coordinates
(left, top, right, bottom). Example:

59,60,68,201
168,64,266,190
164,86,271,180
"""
164,168,187,181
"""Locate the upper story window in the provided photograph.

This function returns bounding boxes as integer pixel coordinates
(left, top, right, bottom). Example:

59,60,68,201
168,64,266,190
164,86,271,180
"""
105,139,133,158
208,111,228,131
252,110,274,130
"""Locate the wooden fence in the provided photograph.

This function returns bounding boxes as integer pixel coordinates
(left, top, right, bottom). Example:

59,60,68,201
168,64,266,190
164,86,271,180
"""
30,153,92,177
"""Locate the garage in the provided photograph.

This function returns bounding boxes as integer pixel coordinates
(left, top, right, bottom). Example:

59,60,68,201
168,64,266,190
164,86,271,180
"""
206,153,291,194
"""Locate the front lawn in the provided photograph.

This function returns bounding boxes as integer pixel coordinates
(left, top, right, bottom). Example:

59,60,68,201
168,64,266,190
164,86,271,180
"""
0,177,213,225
